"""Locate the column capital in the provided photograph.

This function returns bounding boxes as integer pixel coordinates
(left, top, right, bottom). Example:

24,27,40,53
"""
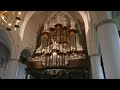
9,58,18,61
89,53,101,57
95,19,117,31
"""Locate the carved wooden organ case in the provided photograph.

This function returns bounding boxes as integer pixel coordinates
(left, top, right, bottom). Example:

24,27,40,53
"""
26,12,90,79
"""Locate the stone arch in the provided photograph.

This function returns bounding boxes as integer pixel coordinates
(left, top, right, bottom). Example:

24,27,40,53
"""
20,11,89,37
21,11,91,54
0,28,18,59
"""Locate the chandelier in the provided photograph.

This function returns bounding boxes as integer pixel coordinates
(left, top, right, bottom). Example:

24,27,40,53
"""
28,12,86,77
0,11,22,31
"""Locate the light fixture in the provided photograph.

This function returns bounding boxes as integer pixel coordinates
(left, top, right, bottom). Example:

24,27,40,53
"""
0,11,22,31
28,12,86,78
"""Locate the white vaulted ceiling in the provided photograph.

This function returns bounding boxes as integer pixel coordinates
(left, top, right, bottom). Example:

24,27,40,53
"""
24,11,84,34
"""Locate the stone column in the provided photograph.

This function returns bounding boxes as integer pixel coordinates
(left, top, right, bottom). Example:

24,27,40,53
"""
90,54,104,79
96,19,120,79
3,58,18,79
88,20,104,79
